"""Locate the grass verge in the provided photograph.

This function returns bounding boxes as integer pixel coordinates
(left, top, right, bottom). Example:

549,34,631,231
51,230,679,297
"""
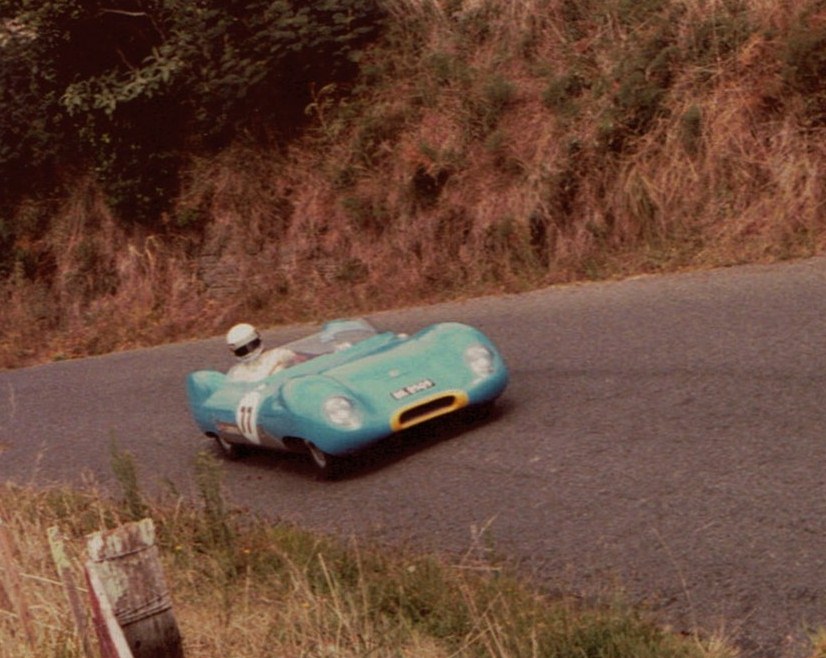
0,451,741,658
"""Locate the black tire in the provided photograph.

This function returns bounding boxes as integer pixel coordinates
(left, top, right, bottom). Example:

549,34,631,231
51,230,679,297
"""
463,400,495,424
213,434,246,460
305,441,341,478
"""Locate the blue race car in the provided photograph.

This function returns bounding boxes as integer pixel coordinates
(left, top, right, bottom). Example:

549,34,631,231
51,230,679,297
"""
186,318,508,476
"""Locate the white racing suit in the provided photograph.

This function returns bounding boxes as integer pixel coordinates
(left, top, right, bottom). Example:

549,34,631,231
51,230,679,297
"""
226,347,296,382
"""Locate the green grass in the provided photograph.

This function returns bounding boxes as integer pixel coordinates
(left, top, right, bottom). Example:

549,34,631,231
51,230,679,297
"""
0,451,741,658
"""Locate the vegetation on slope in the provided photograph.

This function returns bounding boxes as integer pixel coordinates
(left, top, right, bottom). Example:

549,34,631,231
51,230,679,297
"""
2,0,826,369
0,451,739,657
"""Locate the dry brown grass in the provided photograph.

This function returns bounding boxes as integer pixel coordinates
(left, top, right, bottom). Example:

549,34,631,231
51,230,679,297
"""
0,468,740,658
0,182,207,367
4,0,826,369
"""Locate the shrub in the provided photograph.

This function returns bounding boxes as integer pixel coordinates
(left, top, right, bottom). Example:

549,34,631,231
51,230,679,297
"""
465,74,516,137
680,104,703,155
598,16,680,153
612,0,669,27
0,0,388,227
409,165,450,209
782,20,826,125
543,70,589,116
686,4,752,65
352,110,408,168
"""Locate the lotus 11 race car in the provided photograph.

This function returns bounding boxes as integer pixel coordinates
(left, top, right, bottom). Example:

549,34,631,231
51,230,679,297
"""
186,318,508,476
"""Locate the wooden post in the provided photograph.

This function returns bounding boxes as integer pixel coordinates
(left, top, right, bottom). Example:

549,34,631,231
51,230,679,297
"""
0,522,35,647
85,519,184,658
85,565,135,658
48,526,94,658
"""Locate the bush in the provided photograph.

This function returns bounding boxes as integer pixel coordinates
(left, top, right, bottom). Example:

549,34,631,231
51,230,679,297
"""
598,16,679,153
543,70,589,117
686,5,752,65
782,19,826,126
0,0,387,227
680,104,703,155
465,74,516,137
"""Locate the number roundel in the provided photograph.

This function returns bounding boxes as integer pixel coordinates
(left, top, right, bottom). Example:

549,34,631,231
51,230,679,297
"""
235,390,263,444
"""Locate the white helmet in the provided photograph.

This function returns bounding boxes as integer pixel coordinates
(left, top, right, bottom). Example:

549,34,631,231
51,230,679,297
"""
226,323,262,361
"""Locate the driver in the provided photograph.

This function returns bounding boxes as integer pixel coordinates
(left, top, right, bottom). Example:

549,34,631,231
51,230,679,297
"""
225,323,296,382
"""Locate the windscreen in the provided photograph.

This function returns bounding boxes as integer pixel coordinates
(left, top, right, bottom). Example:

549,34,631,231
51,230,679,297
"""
281,318,378,359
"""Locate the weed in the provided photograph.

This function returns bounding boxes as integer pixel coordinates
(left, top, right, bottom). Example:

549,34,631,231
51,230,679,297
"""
426,51,461,86
335,257,370,284
467,74,516,136
109,440,148,521
613,0,670,27
602,32,676,152
193,451,234,557
810,628,826,658
341,194,391,234
408,166,449,211
332,164,359,189
352,110,407,168
172,206,206,230
687,7,752,64
559,0,597,40
680,104,703,155
543,70,589,116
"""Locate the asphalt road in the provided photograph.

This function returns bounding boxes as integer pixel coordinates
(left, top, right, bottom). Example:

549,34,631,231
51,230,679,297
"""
3,258,826,657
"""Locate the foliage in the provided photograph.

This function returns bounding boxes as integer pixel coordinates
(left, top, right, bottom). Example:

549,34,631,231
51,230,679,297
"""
110,440,149,521
0,0,387,225
598,11,681,153
543,69,589,116
193,451,235,555
472,74,516,135
685,1,751,65
8,0,826,370
679,104,703,155
782,16,826,126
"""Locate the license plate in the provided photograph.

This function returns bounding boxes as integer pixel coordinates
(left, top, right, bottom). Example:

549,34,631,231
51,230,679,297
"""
391,379,435,400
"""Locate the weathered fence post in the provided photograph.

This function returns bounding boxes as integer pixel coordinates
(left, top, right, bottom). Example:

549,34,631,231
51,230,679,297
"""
0,522,35,647
85,518,184,658
85,565,135,658
48,526,94,658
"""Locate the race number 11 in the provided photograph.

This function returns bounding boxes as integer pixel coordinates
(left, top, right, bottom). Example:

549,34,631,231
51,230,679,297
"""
235,390,263,444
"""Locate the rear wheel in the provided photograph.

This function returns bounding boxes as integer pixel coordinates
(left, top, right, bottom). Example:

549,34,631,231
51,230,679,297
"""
213,434,246,460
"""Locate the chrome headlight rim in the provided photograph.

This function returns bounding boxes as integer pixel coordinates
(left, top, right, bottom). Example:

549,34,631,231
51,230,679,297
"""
322,395,362,429
464,343,495,377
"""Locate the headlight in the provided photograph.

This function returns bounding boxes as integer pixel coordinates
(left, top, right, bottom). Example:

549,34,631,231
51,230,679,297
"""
323,396,362,429
465,344,495,377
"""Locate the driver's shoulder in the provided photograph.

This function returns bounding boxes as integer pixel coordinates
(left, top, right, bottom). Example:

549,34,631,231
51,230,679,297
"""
262,346,292,360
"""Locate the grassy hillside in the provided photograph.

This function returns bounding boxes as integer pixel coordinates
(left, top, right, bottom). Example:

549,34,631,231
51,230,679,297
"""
3,0,826,367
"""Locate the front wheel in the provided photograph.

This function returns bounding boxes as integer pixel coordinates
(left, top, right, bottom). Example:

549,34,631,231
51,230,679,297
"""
305,441,342,479
462,400,495,424
213,434,246,460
